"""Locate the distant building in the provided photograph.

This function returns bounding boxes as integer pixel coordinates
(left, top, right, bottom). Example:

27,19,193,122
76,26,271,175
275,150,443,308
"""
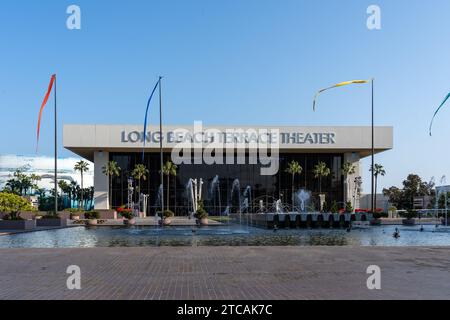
0,154,94,191
360,194,391,212
436,185,450,195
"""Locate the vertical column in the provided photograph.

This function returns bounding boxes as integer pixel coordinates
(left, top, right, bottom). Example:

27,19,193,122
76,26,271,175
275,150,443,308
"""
343,152,361,209
94,151,109,210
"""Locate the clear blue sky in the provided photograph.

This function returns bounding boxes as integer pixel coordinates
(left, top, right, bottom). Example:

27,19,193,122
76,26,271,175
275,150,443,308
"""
1,0,450,192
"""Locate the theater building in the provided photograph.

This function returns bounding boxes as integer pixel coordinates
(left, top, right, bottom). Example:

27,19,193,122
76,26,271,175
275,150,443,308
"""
63,124,393,215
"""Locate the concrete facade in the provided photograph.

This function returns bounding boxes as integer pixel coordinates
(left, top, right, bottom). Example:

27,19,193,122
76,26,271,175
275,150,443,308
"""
63,125,393,210
93,151,109,211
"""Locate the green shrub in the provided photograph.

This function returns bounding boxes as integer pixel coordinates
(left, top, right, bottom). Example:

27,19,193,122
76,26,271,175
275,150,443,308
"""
84,211,100,220
65,208,83,213
0,192,36,215
372,212,388,219
120,211,134,220
42,212,61,219
345,201,353,213
195,200,209,219
401,210,417,220
156,209,175,218
330,201,339,214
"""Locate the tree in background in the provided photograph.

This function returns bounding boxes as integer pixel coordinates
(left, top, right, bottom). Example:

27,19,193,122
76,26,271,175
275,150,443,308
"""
58,180,71,209
342,162,356,204
285,160,303,208
30,174,41,195
383,174,435,210
102,160,121,209
74,160,90,210
161,161,178,211
132,164,149,205
370,164,386,210
4,168,32,196
313,161,330,194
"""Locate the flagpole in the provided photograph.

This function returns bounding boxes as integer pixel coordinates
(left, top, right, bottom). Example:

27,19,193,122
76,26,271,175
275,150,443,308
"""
54,75,58,215
159,76,164,214
371,78,375,214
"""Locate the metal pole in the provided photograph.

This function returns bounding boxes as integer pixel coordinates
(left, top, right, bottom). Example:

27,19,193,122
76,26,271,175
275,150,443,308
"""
159,77,164,214
371,78,375,214
446,192,448,227
54,75,58,215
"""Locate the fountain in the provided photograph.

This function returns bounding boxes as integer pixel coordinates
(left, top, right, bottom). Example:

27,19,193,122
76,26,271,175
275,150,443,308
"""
242,186,252,213
209,175,222,215
294,189,312,213
230,179,242,214
154,184,163,209
185,178,204,219
275,199,283,214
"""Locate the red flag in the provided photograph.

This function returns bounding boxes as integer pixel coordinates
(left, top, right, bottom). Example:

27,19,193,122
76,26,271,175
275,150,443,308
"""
36,74,56,152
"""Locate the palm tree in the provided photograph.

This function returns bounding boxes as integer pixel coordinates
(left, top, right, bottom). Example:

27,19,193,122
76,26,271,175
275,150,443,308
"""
342,162,356,203
74,160,90,210
69,181,78,208
132,164,149,203
370,163,386,211
313,161,331,194
161,161,178,211
30,174,41,195
58,180,71,209
102,160,121,209
88,186,95,210
285,160,303,208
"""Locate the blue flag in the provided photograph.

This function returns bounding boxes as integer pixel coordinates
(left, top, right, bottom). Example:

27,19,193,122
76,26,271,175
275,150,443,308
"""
142,78,161,161
429,92,450,136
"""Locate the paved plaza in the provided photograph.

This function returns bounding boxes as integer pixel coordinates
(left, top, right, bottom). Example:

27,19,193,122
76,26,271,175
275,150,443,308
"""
0,246,449,300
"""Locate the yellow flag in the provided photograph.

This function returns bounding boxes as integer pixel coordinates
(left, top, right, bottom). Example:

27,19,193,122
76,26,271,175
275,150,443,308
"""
313,80,369,111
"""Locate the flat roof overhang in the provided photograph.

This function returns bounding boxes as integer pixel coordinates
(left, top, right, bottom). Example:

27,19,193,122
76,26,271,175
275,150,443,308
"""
64,124,393,162
64,147,390,162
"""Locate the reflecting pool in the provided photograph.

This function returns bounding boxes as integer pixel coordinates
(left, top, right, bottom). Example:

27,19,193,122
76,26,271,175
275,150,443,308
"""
1,225,450,248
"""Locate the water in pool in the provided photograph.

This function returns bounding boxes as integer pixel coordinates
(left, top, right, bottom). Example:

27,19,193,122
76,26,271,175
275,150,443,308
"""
1,224,450,248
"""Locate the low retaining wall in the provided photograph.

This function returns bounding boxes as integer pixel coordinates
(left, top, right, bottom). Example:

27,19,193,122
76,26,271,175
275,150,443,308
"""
231,213,373,229
0,220,36,230
36,219,67,227
97,210,117,220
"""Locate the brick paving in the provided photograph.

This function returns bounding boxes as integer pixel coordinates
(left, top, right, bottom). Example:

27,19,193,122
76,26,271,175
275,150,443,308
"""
0,246,449,300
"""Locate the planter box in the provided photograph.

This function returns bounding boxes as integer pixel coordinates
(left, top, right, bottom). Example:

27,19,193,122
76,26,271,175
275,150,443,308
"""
0,220,36,230
402,219,416,226
124,218,136,226
87,219,98,226
36,219,67,227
